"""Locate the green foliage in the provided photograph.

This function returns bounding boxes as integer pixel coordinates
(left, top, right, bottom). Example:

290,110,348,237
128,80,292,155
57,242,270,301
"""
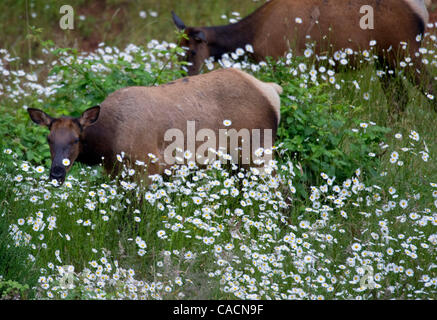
45,40,187,114
0,221,35,290
252,58,390,191
0,160,38,299
0,280,30,300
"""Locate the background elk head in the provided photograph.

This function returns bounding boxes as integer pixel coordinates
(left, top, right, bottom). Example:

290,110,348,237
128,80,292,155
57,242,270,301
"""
172,11,211,75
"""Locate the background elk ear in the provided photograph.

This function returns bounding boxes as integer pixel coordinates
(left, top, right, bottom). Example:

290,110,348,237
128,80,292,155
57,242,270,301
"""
79,105,100,128
28,108,53,127
172,11,186,30
193,30,207,43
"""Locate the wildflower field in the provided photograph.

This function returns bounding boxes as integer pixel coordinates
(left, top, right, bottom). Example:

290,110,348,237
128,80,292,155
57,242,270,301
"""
0,1,437,300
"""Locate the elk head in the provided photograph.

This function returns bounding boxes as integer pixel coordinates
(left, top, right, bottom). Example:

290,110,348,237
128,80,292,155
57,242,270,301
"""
28,106,100,185
172,11,210,75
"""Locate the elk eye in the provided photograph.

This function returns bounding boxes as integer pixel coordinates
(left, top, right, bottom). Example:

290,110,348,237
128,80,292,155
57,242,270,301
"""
47,137,52,144
191,50,197,56
73,138,80,144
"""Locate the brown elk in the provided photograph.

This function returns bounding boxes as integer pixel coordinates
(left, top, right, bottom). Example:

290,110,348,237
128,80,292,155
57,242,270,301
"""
28,68,282,185
172,0,435,110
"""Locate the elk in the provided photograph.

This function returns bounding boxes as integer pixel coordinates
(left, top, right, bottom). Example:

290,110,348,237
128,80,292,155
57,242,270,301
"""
28,68,282,185
172,0,435,110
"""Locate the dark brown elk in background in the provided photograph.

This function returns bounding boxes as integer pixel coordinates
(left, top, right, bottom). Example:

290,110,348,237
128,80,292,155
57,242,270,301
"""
28,68,282,185
172,0,435,111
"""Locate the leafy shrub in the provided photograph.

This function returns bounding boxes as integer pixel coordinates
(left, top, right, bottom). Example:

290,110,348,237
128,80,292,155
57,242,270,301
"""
0,280,30,300
250,57,390,193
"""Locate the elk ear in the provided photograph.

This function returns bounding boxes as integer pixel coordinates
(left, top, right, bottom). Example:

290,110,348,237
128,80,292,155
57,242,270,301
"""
193,30,207,43
79,105,100,128
172,11,186,30
28,108,53,127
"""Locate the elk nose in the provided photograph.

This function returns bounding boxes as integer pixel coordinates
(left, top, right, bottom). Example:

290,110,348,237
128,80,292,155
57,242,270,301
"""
50,166,66,180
